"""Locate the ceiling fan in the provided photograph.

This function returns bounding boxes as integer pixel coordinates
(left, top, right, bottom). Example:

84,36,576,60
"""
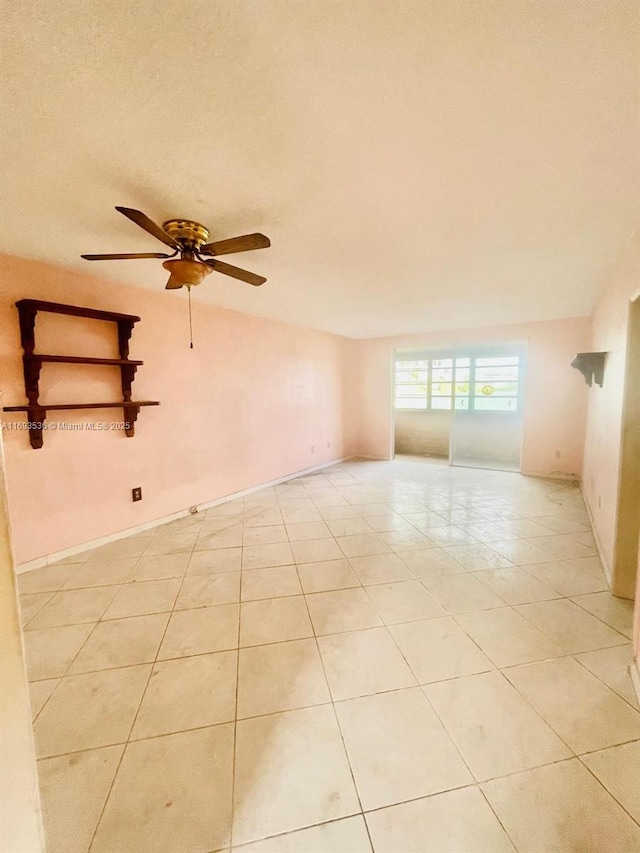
81,206,270,290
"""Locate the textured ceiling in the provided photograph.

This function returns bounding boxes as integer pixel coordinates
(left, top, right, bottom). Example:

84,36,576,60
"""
1,0,638,338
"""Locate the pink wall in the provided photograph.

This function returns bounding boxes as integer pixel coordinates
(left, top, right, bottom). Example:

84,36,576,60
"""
582,235,639,574
0,255,358,564
581,234,639,671
352,317,591,477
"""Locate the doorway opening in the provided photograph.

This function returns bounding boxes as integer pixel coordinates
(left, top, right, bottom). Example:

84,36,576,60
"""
392,342,527,473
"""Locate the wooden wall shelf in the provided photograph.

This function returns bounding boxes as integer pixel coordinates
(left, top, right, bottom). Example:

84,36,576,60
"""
4,402,159,412
2,299,159,448
13,299,143,323
571,352,607,388
33,355,145,366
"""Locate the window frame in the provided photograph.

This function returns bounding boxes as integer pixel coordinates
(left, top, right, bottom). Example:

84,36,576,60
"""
393,358,431,411
394,351,522,414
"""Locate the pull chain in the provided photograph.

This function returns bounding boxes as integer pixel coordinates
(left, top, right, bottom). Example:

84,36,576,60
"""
188,286,194,349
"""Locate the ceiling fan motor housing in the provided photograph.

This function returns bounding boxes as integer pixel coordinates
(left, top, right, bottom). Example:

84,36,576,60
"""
162,219,210,248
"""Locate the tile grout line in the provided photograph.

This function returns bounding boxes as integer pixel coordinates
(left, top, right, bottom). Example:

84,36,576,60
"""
229,511,246,851
443,607,639,763
311,507,516,842
29,574,134,724
576,752,640,830
476,784,521,851
33,726,640,790
31,623,636,745
292,552,374,852
567,594,634,640
85,518,201,852
568,653,640,712
502,592,630,653
19,590,56,629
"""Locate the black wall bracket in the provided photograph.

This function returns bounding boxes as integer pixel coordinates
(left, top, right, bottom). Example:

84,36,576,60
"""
571,352,607,388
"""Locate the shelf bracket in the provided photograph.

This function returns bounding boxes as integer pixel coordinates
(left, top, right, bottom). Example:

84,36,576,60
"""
123,404,141,438
28,407,47,450
117,319,135,361
18,302,38,357
22,355,42,407
120,363,138,403
571,352,607,388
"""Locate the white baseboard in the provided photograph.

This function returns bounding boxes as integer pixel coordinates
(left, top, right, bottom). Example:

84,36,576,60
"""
579,483,613,587
357,455,392,462
16,454,354,574
521,469,580,481
631,660,640,706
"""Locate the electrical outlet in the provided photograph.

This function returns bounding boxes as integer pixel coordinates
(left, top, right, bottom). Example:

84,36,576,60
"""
132,487,142,502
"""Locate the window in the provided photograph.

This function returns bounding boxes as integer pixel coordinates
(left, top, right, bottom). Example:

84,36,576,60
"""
395,360,429,409
394,357,456,411
472,356,520,412
395,354,521,412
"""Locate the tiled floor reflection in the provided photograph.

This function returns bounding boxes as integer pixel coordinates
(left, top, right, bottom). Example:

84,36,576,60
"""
20,458,639,852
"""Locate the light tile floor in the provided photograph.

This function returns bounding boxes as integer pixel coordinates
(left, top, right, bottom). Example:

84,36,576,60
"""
19,458,640,853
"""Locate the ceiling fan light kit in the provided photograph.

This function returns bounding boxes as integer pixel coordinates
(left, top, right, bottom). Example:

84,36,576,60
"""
162,258,211,288
81,206,271,345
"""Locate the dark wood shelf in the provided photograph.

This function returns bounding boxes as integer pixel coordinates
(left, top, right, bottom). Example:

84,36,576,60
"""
33,355,144,366
571,352,606,388
16,299,141,324
4,402,159,412
4,300,159,448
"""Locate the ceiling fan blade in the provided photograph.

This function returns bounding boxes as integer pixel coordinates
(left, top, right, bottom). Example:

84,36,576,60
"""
81,252,172,260
205,258,266,287
200,233,270,256
165,275,184,290
115,206,180,249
